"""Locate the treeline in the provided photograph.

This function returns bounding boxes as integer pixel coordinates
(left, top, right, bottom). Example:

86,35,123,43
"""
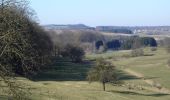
48,30,157,55
95,36,157,51
109,29,133,34
96,26,133,34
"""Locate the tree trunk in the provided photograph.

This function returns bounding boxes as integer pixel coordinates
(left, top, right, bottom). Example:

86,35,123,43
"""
103,82,105,91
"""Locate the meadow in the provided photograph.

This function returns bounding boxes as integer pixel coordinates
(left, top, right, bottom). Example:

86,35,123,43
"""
1,47,170,100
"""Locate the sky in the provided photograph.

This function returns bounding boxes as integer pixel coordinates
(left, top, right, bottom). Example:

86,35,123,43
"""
29,0,170,26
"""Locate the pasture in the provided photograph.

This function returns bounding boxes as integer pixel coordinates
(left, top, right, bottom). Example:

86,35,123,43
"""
1,48,170,100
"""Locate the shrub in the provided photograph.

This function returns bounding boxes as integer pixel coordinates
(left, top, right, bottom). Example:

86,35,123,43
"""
152,81,162,90
98,46,106,53
122,54,131,58
106,39,121,50
150,47,157,51
131,49,144,57
166,46,170,53
167,58,170,67
61,44,85,63
95,40,104,50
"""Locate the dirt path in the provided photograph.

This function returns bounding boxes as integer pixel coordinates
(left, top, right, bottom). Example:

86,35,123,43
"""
124,68,170,94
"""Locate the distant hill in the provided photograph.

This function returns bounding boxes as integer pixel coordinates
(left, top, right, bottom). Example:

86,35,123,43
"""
44,24,95,30
44,24,170,35
96,26,170,35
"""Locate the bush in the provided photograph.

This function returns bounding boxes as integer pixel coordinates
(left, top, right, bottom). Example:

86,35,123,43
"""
166,46,170,53
131,49,144,57
152,81,162,90
95,40,104,50
150,47,157,51
98,46,106,53
122,54,131,58
167,58,170,67
106,39,121,50
61,44,85,63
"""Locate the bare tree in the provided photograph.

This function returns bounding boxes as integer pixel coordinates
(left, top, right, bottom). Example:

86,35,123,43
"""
87,58,118,91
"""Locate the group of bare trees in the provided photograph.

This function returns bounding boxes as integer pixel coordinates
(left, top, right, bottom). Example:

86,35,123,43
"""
48,30,105,62
0,0,53,99
48,30,105,52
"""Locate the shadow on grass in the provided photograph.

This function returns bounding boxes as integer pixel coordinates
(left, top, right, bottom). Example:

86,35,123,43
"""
116,69,159,81
31,57,150,82
109,90,170,97
144,54,155,56
0,96,7,100
31,58,94,81
143,76,159,80
116,70,141,81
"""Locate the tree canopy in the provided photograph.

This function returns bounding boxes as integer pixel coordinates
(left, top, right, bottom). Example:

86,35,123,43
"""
0,0,53,99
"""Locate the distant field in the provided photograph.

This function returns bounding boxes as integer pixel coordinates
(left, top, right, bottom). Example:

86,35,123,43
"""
101,31,170,40
1,48,170,100
101,32,133,36
138,34,170,40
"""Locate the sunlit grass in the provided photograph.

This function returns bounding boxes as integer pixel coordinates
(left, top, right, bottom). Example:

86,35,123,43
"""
1,47,170,100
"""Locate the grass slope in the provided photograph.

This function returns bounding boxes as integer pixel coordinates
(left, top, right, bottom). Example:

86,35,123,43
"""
1,48,170,100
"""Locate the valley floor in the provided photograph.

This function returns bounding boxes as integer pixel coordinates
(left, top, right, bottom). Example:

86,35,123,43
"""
1,47,170,100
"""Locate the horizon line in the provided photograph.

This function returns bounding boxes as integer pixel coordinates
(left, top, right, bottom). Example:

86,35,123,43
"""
42,24,170,27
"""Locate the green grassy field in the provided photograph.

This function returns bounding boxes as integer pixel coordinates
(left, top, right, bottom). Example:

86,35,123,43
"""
1,47,170,100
